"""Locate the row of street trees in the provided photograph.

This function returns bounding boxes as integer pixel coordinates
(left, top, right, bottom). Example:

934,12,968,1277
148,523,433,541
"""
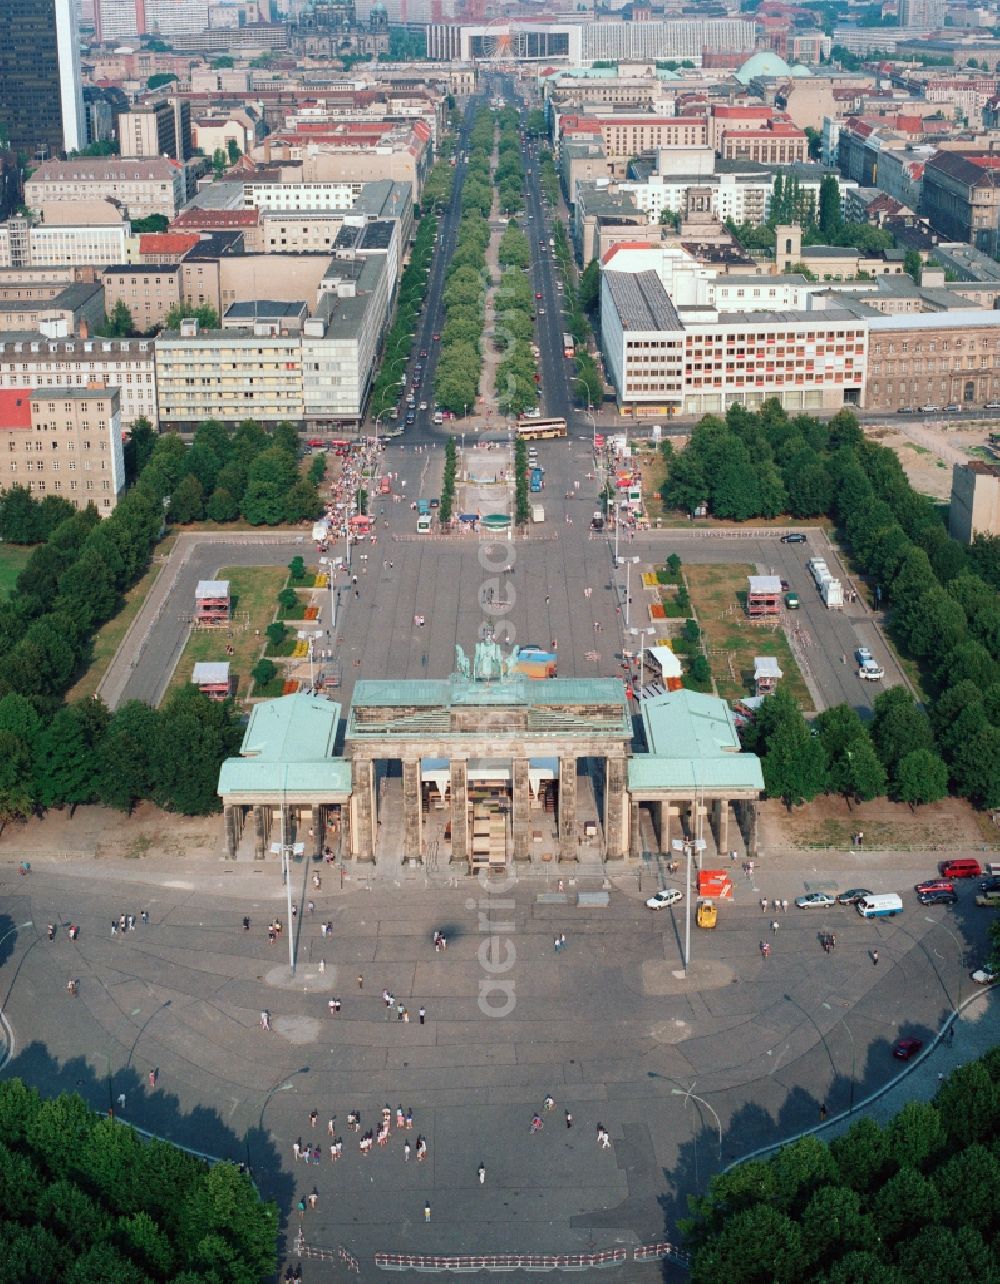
495,222,540,417
495,106,524,217
684,1050,1000,1284
369,208,442,418
434,106,494,417
661,400,1000,807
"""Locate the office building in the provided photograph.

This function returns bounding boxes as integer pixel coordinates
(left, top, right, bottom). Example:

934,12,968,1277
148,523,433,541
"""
0,385,125,515
102,264,181,331
0,0,84,158
0,218,130,271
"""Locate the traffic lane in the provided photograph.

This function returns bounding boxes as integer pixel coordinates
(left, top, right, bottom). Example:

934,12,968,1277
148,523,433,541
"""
624,534,903,716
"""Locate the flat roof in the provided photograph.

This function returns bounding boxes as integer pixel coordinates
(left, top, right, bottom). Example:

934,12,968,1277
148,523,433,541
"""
104,263,180,275
238,691,341,763
29,385,117,401
193,662,230,683
869,309,1000,332
196,579,230,597
632,689,764,793
605,269,682,333
748,575,783,593
224,300,307,320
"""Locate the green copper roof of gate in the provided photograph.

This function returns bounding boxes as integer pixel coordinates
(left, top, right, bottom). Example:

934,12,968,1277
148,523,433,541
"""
217,693,352,797
629,690,763,793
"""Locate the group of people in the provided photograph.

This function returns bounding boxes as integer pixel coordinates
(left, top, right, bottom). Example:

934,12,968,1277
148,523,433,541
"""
111,911,149,935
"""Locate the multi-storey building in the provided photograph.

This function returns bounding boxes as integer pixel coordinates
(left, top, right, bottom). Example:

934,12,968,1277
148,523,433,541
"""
0,333,157,427
0,283,105,337
0,385,125,515
719,122,808,167
922,150,1000,256
559,115,709,161
864,310,1000,411
118,99,192,162
103,264,181,332
949,461,1000,543
95,0,145,43
25,158,186,221
0,218,131,271
0,0,84,157
600,248,868,417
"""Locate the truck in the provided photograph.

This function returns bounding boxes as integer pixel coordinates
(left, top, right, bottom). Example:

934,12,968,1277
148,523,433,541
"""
311,519,330,543
529,467,544,493
416,513,432,533
821,578,843,607
417,498,431,516
531,503,544,523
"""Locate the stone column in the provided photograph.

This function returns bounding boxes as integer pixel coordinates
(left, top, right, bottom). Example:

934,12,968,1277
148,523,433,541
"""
559,756,577,861
660,800,671,853
630,798,642,859
451,759,468,867
604,755,627,860
352,758,375,862
253,805,266,861
717,799,729,854
224,805,239,860
310,803,322,858
512,757,531,862
403,758,422,863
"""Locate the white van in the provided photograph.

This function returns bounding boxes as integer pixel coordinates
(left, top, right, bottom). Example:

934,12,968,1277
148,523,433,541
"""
856,893,903,918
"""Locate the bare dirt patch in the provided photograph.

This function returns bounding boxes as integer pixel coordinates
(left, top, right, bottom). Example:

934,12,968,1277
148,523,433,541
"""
0,801,222,863
758,793,992,852
864,421,996,501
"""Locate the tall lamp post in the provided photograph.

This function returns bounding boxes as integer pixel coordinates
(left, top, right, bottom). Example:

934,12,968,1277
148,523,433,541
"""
270,770,304,976
628,625,656,695
671,1084,723,1166
616,554,639,629
672,835,706,975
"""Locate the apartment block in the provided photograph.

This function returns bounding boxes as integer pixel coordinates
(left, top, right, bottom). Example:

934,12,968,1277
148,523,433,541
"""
922,150,1000,257
0,385,125,515
118,99,192,162
719,123,808,167
0,283,105,337
102,264,181,332
26,158,186,221
0,333,157,427
560,114,709,160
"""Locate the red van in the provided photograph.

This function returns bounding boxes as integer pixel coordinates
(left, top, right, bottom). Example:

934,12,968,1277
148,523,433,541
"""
939,858,982,879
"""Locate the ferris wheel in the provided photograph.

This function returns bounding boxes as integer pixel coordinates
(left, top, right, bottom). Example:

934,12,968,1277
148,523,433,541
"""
477,19,523,66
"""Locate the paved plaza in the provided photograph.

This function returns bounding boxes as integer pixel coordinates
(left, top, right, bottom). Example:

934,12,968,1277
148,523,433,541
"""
0,845,994,1278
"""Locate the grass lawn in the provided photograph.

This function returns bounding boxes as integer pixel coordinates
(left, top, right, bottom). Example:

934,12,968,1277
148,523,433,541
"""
639,446,669,524
684,562,814,712
0,544,31,598
160,565,290,707
67,558,166,702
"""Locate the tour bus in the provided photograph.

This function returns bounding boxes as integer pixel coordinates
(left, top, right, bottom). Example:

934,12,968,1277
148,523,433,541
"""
516,417,568,440
562,333,575,359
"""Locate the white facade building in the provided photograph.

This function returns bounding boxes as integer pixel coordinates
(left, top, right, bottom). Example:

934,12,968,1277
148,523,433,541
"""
0,334,157,428
0,220,130,269
243,181,365,212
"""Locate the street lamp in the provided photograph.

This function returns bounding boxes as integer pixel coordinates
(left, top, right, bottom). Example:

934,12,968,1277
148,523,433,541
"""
270,768,304,976
616,554,639,629
319,556,339,630
672,835,706,974
628,626,656,694
671,1084,722,1166
924,914,964,1013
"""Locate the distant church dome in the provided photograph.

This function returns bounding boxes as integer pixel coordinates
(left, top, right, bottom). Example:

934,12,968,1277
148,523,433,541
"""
735,50,812,84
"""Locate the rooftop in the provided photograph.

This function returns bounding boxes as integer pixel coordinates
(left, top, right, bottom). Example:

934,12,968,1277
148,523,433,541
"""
605,269,683,333
29,386,117,402
631,689,764,793
217,693,352,799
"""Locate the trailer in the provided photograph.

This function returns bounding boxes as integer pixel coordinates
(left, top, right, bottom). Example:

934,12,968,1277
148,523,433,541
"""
821,578,843,607
531,503,544,523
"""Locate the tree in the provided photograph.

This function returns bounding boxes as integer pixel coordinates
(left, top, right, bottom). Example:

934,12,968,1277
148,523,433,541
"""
252,658,276,688
155,687,241,814
163,302,219,331
757,692,828,807
662,448,707,515
818,174,842,238
147,72,178,89
226,138,241,165
212,147,227,177
167,474,204,525
579,259,601,315
96,701,160,813
206,487,239,523
0,485,41,544
869,686,933,773
241,480,287,526
892,746,948,807
98,299,133,338
903,249,922,285
33,699,109,811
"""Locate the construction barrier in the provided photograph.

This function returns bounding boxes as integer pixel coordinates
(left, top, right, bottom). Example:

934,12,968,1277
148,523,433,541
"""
375,1248,628,1272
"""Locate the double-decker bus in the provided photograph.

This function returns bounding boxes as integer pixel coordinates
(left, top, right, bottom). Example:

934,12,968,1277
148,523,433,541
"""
516,417,568,440
562,333,575,359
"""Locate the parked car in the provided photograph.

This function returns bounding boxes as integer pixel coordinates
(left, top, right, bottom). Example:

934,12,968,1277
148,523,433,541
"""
919,405,939,413
779,579,790,592
892,1037,924,1061
985,401,1000,410
915,879,954,895
939,858,982,879
646,888,683,911
970,965,997,985
837,888,872,905
780,533,806,544
944,403,962,412
859,659,885,681
795,892,836,909
897,406,915,414
919,889,958,906
975,889,1000,907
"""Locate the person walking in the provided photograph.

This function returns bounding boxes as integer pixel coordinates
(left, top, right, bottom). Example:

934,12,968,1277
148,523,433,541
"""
309,1109,318,1128
872,949,879,966
565,1110,573,1129
404,1139,411,1161
148,1069,156,1089
117,1092,126,1111
819,1103,827,1122
419,1005,426,1024
478,1162,486,1185
292,1139,301,1162
771,920,780,934
424,1202,431,1223
760,898,767,913
357,974,364,989
242,916,250,932
327,1118,336,1137
559,933,566,951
